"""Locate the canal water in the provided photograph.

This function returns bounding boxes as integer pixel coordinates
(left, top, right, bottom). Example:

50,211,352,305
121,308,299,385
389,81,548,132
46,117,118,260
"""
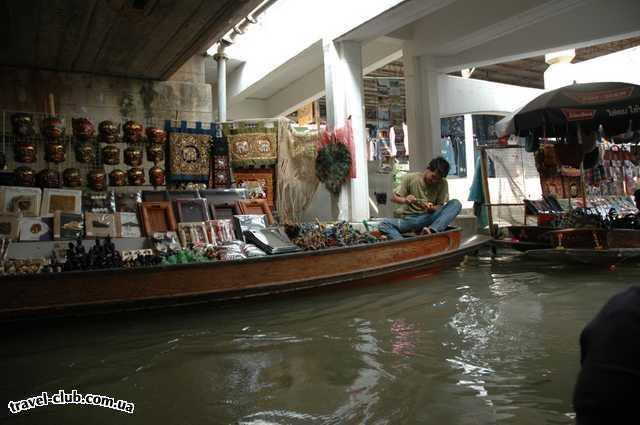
1,252,635,425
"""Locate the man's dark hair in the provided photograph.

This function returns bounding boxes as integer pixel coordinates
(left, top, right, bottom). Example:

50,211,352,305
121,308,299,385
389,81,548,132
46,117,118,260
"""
427,157,450,178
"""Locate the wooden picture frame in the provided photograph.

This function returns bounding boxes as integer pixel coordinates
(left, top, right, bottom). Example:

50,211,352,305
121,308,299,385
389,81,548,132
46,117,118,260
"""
139,201,177,236
2,186,41,217
174,199,209,223
84,212,117,238
53,211,84,240
0,213,20,240
236,199,274,225
19,217,53,241
233,168,275,207
41,188,82,217
117,212,142,238
211,203,240,220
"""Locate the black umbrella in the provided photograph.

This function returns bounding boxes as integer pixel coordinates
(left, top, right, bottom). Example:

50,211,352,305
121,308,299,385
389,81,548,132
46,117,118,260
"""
502,82,640,138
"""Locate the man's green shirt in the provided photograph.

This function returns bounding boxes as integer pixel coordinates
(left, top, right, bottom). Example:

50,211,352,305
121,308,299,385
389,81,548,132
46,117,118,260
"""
393,172,449,217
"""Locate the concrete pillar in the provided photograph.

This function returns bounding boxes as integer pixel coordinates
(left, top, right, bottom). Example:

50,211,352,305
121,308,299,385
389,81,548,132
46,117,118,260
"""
214,53,228,122
322,39,370,221
464,113,475,181
421,56,443,162
544,49,576,90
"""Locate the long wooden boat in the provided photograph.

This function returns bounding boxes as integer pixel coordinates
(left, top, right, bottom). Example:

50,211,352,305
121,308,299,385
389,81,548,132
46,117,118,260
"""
0,228,489,322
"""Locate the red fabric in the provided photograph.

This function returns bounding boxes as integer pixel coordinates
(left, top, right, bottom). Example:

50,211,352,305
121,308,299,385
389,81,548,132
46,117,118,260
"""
318,118,356,178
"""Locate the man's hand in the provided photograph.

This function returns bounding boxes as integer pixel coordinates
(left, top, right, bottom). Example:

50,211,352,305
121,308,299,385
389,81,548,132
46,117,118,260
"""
423,202,436,212
405,195,417,204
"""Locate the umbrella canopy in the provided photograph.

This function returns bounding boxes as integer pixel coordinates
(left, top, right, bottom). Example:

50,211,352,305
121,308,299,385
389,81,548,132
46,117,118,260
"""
499,82,640,138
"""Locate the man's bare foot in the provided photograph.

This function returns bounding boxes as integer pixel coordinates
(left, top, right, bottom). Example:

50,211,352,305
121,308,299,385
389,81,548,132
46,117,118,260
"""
421,227,435,235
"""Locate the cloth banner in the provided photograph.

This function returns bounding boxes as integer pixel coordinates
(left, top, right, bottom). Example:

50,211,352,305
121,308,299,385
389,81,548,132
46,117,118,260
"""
165,121,214,183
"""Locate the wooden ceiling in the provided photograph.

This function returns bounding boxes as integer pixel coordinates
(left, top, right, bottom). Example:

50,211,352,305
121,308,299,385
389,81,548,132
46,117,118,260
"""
451,36,640,89
0,0,262,80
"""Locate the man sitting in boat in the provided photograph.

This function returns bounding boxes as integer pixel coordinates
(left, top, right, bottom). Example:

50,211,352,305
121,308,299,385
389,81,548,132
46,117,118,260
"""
379,157,461,240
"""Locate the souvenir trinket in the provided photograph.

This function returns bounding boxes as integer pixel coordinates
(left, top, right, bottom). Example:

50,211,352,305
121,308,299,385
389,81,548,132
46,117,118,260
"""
109,169,127,187
149,166,165,187
124,146,143,166
41,116,65,141
102,145,120,165
98,120,119,144
15,142,36,163
146,143,164,163
45,143,65,163
146,127,166,144
72,117,95,141
128,167,145,186
75,142,95,163
14,166,35,187
36,169,61,188
88,169,107,191
123,121,143,143
63,168,82,187
11,113,35,138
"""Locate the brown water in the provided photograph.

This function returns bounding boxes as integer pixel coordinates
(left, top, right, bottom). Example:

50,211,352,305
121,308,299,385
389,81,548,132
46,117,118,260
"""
1,252,636,425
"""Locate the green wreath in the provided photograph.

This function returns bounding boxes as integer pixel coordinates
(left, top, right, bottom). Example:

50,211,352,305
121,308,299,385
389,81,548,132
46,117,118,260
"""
315,142,352,194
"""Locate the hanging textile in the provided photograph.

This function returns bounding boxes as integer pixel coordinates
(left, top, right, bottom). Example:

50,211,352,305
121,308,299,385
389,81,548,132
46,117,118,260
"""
276,118,319,222
223,121,278,168
210,126,231,188
165,121,213,183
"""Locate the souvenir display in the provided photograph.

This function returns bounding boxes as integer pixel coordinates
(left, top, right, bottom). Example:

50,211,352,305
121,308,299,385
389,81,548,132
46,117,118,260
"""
0,214,20,240
83,191,115,213
146,127,166,144
63,168,82,188
149,166,165,187
141,190,168,202
208,219,235,243
109,169,127,187
11,113,35,139
102,145,120,165
124,146,143,166
87,169,107,191
236,199,274,225
63,237,122,271
72,117,95,141
139,201,177,235
146,144,165,163
151,231,181,253
123,121,143,143
128,167,145,186
45,143,65,163
167,123,212,182
244,227,300,255
115,192,141,213
223,121,278,167
36,169,61,189
178,222,209,247
174,199,209,223
75,142,95,163
41,188,82,216
117,212,142,238
2,186,41,216
233,214,267,240
84,212,117,238
53,211,84,240
98,120,119,144
15,142,37,163
234,168,275,207
41,116,65,141
14,166,35,187
19,217,53,241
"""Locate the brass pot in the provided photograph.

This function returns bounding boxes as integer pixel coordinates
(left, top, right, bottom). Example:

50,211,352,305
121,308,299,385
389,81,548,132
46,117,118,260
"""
41,117,65,141
88,169,107,191
146,143,164,163
123,121,143,143
36,169,61,188
45,143,66,164
14,166,35,187
63,168,82,187
75,142,95,163
145,127,166,144
109,169,127,187
11,113,35,138
149,166,165,187
98,120,119,144
15,142,37,163
127,167,145,186
102,145,120,165
72,117,95,141
124,146,143,166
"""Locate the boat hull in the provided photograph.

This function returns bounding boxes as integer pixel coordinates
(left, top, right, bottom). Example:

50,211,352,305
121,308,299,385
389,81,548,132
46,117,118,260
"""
0,229,489,322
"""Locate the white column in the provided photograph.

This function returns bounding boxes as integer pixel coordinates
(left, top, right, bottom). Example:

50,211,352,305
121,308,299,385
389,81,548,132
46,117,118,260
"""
214,53,228,122
464,113,475,182
421,55,443,161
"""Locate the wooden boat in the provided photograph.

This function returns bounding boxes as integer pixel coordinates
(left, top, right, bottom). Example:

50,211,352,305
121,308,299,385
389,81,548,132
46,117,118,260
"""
0,228,489,322
492,225,554,252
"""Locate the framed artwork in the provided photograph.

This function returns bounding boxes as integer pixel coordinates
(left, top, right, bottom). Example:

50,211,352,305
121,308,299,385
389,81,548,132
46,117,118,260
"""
41,188,82,216
117,212,142,238
19,217,53,241
2,187,41,217
174,199,209,223
139,201,177,236
233,168,275,207
53,211,84,240
84,212,117,238
83,191,116,213
211,203,240,220
0,214,20,240
115,192,141,213
236,199,274,225
178,222,209,247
